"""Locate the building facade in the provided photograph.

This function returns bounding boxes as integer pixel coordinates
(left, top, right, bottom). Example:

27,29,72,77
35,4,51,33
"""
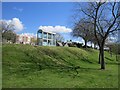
16,33,37,45
37,29,56,46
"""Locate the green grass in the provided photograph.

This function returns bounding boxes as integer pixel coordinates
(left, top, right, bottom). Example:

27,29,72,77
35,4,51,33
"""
2,44,119,88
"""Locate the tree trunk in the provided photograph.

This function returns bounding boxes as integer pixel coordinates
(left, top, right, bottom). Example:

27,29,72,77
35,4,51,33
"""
84,40,87,48
109,48,112,57
91,41,92,48
116,46,118,61
94,43,96,49
98,50,101,64
100,46,105,70
116,53,118,61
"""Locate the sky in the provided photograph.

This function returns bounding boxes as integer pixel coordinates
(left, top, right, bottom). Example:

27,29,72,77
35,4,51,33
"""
2,2,83,42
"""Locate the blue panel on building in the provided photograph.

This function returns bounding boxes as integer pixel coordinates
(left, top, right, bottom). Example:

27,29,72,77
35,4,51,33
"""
37,29,56,46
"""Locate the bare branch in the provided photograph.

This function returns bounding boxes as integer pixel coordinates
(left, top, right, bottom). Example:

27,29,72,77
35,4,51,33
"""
112,2,116,19
81,9,95,19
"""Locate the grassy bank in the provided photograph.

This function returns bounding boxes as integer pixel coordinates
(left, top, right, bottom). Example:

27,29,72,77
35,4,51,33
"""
2,44,119,88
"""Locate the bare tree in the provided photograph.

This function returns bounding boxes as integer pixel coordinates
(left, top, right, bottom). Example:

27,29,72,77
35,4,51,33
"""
0,20,16,43
0,20,15,34
90,35,98,49
75,2,120,69
55,33,64,42
72,19,94,48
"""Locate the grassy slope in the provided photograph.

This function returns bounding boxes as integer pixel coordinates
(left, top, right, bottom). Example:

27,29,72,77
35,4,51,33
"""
2,44,119,88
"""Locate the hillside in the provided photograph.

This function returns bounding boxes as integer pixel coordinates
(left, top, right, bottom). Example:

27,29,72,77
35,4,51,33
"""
2,44,119,88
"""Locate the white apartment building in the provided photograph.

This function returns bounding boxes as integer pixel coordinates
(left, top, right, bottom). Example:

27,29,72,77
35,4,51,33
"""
37,29,56,46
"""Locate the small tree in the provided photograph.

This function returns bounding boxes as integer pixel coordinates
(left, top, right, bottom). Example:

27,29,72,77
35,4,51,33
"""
55,33,64,42
31,37,37,45
2,30,16,43
0,20,17,43
106,42,119,61
72,19,94,48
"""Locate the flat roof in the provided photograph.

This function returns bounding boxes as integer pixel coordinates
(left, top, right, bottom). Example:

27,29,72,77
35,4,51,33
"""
38,29,56,34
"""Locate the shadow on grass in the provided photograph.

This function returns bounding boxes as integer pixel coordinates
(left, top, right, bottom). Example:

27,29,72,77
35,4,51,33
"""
78,67,100,71
106,62,119,65
81,57,93,64
105,57,114,61
81,48,94,53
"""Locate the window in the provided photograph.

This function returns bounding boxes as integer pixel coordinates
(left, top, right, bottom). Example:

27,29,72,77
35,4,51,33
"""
53,40,56,45
43,32,47,39
48,40,52,45
43,40,47,46
38,39,42,45
38,32,42,38
53,34,56,40
48,33,52,39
